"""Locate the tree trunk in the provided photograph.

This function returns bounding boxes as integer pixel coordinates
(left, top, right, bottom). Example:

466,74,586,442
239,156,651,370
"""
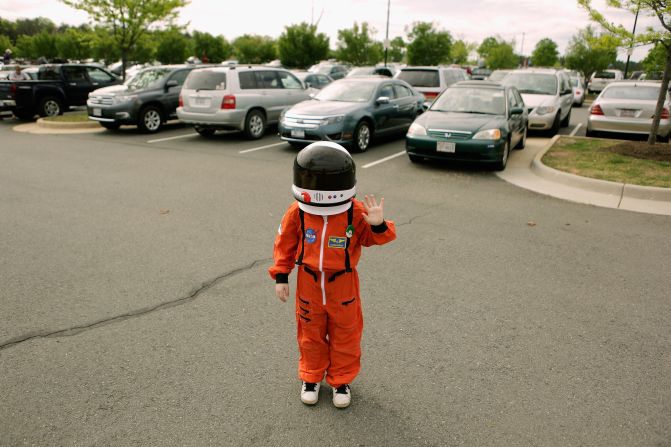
647,46,671,145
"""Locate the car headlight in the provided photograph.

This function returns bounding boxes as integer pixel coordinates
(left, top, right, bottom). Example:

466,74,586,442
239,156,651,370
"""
112,95,137,105
472,129,502,140
407,122,427,136
535,106,556,115
320,115,344,126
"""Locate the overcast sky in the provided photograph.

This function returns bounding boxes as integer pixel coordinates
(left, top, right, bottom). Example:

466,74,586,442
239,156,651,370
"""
0,0,660,61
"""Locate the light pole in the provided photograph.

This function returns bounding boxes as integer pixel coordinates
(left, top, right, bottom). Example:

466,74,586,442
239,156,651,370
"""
624,3,640,79
384,0,390,67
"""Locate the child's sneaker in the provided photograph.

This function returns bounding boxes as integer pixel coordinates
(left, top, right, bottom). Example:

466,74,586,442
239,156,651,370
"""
332,384,351,408
300,382,320,405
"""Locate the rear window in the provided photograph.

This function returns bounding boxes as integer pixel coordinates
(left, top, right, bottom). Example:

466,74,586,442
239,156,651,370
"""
594,71,616,79
504,73,558,95
602,85,661,100
397,69,440,88
184,70,227,90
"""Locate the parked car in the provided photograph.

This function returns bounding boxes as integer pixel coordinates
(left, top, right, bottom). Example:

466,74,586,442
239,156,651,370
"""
503,68,573,135
177,65,312,139
395,66,468,107
87,65,195,132
0,64,120,119
487,70,511,83
587,69,623,94
346,66,394,78
309,62,349,80
586,81,670,142
279,77,423,152
292,71,333,90
22,66,39,80
566,71,586,107
406,81,527,170
471,68,492,80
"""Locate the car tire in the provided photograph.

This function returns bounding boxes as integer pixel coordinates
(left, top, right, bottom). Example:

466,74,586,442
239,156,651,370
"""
560,108,571,127
244,109,266,140
14,111,35,121
657,133,669,143
353,120,372,152
495,139,510,171
515,125,527,150
195,126,215,137
100,122,121,131
138,105,163,133
548,112,561,136
38,96,63,117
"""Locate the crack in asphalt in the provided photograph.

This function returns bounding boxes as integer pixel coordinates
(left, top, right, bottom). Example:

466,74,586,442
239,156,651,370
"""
0,258,271,352
396,214,430,227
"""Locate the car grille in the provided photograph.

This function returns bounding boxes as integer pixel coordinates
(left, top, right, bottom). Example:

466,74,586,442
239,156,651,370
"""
427,129,472,140
89,96,113,105
283,115,323,129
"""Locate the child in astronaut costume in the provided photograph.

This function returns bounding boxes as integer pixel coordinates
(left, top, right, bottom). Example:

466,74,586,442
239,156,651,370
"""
269,141,396,408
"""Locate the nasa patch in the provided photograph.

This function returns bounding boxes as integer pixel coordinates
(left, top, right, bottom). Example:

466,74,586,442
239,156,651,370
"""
305,228,317,244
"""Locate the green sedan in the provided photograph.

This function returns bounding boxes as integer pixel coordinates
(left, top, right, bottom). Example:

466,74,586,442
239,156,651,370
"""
405,81,528,170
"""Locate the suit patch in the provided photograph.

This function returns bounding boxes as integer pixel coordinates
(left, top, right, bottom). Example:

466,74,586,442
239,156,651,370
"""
305,228,317,244
328,236,347,249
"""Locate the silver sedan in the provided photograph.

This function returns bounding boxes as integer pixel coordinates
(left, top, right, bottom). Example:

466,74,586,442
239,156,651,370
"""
586,81,671,142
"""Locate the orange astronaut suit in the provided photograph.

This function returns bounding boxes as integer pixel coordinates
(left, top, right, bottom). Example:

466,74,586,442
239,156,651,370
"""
269,199,396,387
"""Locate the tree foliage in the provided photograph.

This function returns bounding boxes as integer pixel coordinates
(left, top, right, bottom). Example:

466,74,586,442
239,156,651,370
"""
478,36,518,69
531,38,559,67
564,26,619,80
388,37,406,63
642,43,666,75
406,22,452,65
451,40,474,65
193,31,231,63
155,28,190,64
277,23,329,68
335,22,382,65
233,34,276,64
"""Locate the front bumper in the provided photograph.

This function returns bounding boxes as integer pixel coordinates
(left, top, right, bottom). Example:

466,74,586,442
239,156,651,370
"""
527,111,557,130
405,135,505,162
588,115,671,137
176,107,246,130
278,120,353,145
87,102,139,124
0,99,16,113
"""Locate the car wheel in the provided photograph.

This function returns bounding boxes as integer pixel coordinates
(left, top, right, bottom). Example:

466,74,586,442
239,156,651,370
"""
548,112,561,136
657,133,669,143
560,108,571,127
244,109,266,140
38,96,63,117
100,122,120,131
515,125,527,150
195,125,215,137
353,120,371,152
138,106,163,133
496,139,510,171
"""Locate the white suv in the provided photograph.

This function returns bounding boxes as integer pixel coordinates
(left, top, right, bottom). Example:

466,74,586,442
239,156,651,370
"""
177,65,312,138
588,69,624,94
395,66,468,107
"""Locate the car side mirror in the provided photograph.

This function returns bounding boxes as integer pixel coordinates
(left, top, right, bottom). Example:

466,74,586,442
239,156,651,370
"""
562,89,572,95
510,107,524,115
309,92,316,98
376,96,390,105
305,81,312,89
165,79,179,89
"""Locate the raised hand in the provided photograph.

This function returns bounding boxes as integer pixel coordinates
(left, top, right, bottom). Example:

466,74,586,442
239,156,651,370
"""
362,194,384,226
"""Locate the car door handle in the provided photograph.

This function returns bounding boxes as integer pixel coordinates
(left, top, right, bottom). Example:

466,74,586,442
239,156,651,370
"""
69,83,77,86
92,83,99,86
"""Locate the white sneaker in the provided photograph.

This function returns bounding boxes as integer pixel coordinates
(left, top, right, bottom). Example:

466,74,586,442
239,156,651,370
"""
332,384,351,408
300,382,320,405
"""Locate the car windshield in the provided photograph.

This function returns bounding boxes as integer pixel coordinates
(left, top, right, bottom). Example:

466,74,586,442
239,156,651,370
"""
430,87,506,115
396,69,439,87
504,73,557,95
126,68,171,90
602,85,661,100
594,71,616,79
488,71,509,82
315,81,377,102
183,70,227,90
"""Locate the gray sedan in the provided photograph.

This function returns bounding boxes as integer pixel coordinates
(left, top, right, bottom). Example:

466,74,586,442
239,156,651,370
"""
586,81,671,142
278,77,424,152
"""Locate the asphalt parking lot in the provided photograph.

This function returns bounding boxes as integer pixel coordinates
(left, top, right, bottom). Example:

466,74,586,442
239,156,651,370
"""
1,107,670,447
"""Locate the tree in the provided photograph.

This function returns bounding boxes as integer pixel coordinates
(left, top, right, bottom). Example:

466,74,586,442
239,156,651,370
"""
564,26,619,81
388,37,405,63
642,43,666,76
406,22,452,65
90,27,121,64
277,22,329,68
578,0,671,145
14,35,35,59
61,0,187,80
31,31,58,60
477,36,500,61
233,34,276,64
335,22,382,65
55,28,93,60
0,35,13,56
155,29,191,64
531,38,559,67
478,36,518,69
451,39,474,65
193,31,231,63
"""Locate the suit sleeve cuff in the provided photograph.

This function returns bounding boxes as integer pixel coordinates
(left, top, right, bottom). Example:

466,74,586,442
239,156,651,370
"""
275,273,289,284
371,221,388,233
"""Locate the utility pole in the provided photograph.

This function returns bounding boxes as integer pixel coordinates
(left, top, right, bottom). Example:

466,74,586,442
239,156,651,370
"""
384,0,390,67
624,3,640,79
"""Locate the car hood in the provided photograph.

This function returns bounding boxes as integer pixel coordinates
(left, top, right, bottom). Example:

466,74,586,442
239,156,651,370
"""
286,100,366,116
90,84,130,96
416,111,505,133
520,93,556,108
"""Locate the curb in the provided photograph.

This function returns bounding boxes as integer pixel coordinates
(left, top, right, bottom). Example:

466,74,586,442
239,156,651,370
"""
36,117,100,130
531,135,671,203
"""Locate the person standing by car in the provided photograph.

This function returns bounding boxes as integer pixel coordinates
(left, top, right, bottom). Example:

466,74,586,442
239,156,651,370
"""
8,65,29,81
3,49,11,65
269,142,396,409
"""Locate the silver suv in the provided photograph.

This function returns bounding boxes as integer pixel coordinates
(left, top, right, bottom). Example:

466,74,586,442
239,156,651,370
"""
177,65,312,138
503,68,573,135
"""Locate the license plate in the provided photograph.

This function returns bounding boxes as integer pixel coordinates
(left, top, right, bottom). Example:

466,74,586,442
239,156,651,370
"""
436,141,456,153
195,97,208,106
620,109,636,117
291,129,305,138
93,108,101,116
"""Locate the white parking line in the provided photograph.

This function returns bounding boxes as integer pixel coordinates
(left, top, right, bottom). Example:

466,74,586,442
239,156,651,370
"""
147,133,197,143
238,142,286,154
362,151,406,169
569,123,583,137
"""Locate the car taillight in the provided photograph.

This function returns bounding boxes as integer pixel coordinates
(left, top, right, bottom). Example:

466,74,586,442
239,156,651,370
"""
575,90,581,95
10,83,17,97
590,104,604,115
178,94,183,107
221,95,236,109
423,92,438,100
661,108,669,119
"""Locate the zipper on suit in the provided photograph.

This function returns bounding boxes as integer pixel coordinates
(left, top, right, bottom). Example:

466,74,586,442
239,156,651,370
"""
319,215,328,305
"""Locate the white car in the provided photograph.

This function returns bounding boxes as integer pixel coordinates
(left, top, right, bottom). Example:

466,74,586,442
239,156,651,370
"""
588,69,623,94
566,71,586,107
